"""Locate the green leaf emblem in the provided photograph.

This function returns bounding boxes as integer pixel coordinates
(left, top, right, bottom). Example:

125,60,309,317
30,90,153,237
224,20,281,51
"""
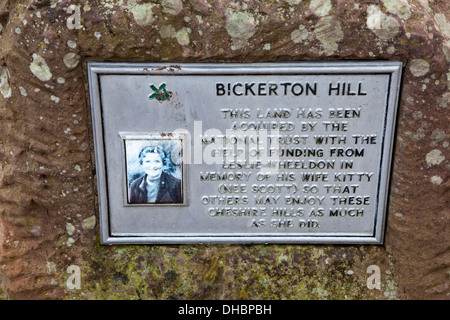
149,83,172,101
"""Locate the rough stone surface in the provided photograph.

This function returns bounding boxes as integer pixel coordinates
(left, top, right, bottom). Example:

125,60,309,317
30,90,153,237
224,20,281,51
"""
0,0,448,300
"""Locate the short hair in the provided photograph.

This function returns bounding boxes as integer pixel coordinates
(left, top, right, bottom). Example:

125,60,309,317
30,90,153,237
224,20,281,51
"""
138,145,166,165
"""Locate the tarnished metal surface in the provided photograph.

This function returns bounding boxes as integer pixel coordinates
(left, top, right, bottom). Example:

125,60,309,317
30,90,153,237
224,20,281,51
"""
88,62,402,244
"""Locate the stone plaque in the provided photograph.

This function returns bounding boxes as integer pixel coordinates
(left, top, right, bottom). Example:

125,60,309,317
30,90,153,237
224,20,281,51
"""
88,61,402,244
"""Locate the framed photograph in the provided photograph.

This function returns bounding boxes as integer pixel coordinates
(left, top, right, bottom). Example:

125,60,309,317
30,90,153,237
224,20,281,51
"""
120,132,188,206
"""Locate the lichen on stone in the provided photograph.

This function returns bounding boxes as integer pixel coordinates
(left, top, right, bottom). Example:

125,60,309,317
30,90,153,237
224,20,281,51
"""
225,11,256,50
285,0,302,5
130,3,155,26
425,149,445,167
409,59,430,77
430,176,443,185
381,0,411,20
29,53,52,81
366,5,400,40
63,53,80,69
309,0,332,17
314,16,343,56
291,25,310,44
66,223,75,236
0,66,11,99
175,28,190,46
159,25,176,39
433,13,450,61
82,216,96,230
161,0,184,16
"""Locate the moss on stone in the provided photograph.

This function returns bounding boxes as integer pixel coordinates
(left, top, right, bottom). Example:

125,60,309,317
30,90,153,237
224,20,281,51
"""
65,244,388,300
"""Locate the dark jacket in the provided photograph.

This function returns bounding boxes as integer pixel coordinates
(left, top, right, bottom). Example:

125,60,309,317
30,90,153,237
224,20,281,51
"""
129,172,182,204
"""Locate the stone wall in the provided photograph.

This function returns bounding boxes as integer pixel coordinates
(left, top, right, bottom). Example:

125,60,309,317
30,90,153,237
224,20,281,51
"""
0,0,448,300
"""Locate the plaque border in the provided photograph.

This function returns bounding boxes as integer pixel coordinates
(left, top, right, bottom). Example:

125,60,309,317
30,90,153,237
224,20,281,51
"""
87,61,403,245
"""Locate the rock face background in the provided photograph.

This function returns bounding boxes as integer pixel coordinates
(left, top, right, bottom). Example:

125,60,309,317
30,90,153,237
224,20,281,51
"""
0,0,448,300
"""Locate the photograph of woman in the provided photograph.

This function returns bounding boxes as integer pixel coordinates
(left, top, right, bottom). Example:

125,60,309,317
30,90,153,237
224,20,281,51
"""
125,140,183,205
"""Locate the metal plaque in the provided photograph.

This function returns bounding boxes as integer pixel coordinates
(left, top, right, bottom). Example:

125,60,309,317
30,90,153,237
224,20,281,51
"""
87,61,402,244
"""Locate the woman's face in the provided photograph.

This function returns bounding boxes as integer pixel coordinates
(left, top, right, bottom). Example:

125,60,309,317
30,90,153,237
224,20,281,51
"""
142,152,163,180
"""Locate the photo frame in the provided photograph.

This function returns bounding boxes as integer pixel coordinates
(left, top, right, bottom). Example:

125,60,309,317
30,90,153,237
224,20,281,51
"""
120,132,188,207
